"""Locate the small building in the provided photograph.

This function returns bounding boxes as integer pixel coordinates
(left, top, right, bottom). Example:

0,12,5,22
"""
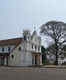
0,30,42,66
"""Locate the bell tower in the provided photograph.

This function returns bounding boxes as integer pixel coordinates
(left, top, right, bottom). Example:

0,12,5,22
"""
23,29,31,41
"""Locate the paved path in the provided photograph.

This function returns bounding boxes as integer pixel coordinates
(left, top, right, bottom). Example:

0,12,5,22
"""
0,67,66,80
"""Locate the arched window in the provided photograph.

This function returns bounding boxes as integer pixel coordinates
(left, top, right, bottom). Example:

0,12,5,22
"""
18,47,21,51
32,44,33,49
11,55,14,59
35,45,37,51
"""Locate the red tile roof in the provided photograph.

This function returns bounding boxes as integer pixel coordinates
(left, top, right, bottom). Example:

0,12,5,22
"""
0,37,23,46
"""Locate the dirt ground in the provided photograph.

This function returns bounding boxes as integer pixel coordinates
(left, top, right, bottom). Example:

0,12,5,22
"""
0,67,66,80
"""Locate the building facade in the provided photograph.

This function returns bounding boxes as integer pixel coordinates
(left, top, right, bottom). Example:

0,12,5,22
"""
0,30,42,66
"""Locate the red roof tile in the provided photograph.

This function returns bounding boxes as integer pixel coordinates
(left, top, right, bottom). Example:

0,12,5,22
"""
0,37,23,46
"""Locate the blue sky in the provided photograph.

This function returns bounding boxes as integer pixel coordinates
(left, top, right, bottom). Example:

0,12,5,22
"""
0,0,66,47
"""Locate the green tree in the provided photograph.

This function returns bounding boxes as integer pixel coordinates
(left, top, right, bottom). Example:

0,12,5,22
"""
40,21,66,65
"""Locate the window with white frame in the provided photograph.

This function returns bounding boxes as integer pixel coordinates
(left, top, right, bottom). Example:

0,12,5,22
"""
32,44,33,49
2,48,4,52
8,47,10,52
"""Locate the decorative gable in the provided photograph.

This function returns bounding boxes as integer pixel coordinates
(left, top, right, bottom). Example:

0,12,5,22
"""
31,31,41,45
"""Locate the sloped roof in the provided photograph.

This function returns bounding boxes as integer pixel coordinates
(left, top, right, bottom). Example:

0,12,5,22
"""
0,37,23,46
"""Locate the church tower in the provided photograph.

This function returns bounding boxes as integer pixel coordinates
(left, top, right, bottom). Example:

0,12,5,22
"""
23,29,31,41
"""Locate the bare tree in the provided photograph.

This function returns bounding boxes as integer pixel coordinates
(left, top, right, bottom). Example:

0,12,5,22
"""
40,21,66,65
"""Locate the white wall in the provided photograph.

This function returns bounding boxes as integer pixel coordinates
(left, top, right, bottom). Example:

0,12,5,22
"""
9,41,32,66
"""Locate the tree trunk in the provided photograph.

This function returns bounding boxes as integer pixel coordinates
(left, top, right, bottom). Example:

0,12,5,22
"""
55,52,58,65
55,40,58,65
